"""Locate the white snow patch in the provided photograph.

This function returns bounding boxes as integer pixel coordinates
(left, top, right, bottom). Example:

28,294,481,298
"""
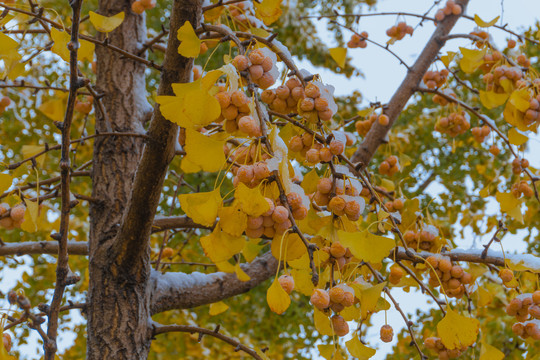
151,270,224,293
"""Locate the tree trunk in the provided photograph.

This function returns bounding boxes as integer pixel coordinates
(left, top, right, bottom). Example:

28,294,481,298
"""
87,0,150,358
86,0,202,358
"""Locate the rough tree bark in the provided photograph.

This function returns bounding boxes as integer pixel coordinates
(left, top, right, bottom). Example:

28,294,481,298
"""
87,0,202,358
87,0,149,357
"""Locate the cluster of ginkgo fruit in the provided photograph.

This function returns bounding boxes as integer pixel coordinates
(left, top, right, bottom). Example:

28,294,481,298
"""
312,178,362,221
261,77,304,114
424,336,467,359
347,32,369,49
288,133,349,164
426,256,473,299
244,193,308,239
355,112,378,136
470,29,490,48
131,0,156,14
521,91,540,126
310,284,354,337
422,69,449,89
232,162,271,188
471,125,491,142
297,82,335,123
433,90,456,106
233,49,277,90
388,264,404,285
225,142,272,165
228,1,260,31
403,228,438,252
378,155,400,176
386,22,414,42
511,157,529,175
507,291,540,340
482,65,524,93
434,110,470,137
0,96,11,114
383,198,404,213
480,50,503,73
320,241,355,270
434,0,462,22
0,203,25,230
215,88,262,137
511,180,534,199
74,96,93,114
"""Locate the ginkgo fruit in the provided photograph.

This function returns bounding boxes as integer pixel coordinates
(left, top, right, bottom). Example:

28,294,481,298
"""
161,247,174,259
310,288,330,310
499,268,514,283
380,324,394,343
278,274,295,294
2,332,11,352
331,314,349,337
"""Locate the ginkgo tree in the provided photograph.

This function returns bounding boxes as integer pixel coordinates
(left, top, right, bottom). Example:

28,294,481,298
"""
0,0,539,359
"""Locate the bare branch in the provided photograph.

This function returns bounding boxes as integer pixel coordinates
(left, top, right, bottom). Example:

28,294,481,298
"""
351,0,470,168
152,321,264,360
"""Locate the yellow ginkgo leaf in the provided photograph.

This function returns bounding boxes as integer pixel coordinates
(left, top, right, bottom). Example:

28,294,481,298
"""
346,336,376,359
0,174,13,194
459,47,486,74
290,269,313,296
178,188,221,227
440,51,457,67
337,230,395,264
50,28,95,62
200,226,245,263
271,233,306,261
181,129,226,173
301,169,319,195
509,89,531,112
89,11,125,33
313,308,333,336
267,278,290,314
0,33,18,55
479,90,508,109
318,344,335,360
234,263,250,281
479,339,504,360
329,47,347,68
21,145,47,168
476,286,493,307
218,206,247,237
242,238,264,262
354,282,386,319
209,301,229,316
508,128,528,146
21,199,39,233
437,308,479,350
234,183,270,216
156,79,220,128
254,0,283,25
474,14,500,28
39,96,66,122
495,191,522,223
177,21,201,58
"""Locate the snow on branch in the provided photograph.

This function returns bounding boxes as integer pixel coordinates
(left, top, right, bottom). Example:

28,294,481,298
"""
149,251,278,314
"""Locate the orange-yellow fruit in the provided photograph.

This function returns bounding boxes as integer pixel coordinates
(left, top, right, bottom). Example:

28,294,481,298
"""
271,206,289,224
331,315,349,337
131,1,145,14
278,274,295,294
380,324,394,343
310,289,330,310
2,333,11,352
329,286,345,304
499,268,514,283
9,205,25,222
161,247,175,258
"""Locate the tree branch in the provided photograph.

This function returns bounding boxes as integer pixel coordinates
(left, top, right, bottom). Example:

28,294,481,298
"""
0,241,87,256
151,322,264,360
150,251,278,314
351,0,469,168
